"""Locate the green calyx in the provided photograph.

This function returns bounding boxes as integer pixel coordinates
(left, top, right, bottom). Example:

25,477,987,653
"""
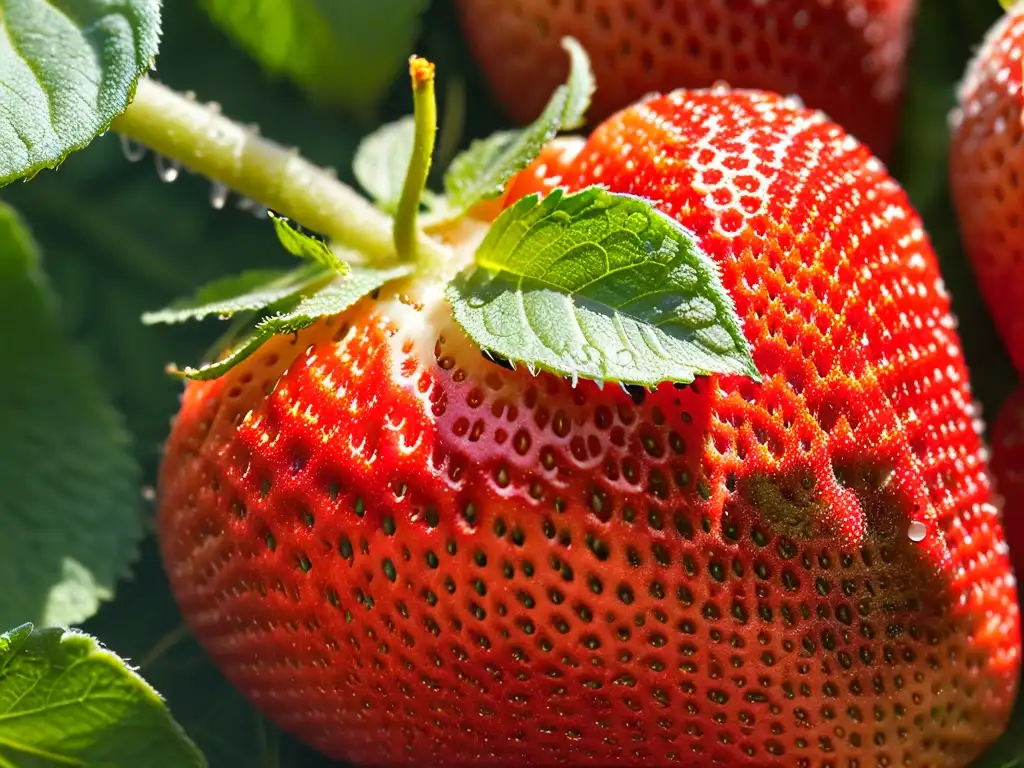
139,38,760,390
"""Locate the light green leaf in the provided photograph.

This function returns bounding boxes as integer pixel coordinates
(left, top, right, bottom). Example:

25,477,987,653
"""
353,116,415,213
0,201,142,628
140,268,317,325
270,213,349,275
184,264,414,380
0,0,162,185
200,0,429,115
446,187,759,387
0,623,205,767
443,37,594,213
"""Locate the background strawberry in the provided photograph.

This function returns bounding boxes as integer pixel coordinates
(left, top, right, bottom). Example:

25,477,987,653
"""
157,85,1020,768
991,386,1024,573
949,4,1024,377
455,0,917,161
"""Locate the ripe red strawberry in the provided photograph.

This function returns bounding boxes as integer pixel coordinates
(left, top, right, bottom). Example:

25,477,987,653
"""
950,5,1024,376
990,386,1024,571
455,0,917,161
157,89,1020,767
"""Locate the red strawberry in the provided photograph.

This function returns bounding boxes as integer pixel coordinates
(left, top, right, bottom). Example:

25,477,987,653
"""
991,386,1024,572
950,5,1024,376
157,89,1020,767
455,0,917,161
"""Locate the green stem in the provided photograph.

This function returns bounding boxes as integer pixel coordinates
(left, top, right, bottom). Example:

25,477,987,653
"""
394,57,438,262
111,78,449,266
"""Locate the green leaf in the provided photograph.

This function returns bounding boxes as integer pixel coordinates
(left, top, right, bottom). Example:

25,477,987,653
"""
353,116,415,213
443,37,594,213
0,201,143,628
270,213,350,275
140,268,317,325
0,0,162,186
200,0,430,115
0,623,205,767
446,187,759,387
184,264,414,380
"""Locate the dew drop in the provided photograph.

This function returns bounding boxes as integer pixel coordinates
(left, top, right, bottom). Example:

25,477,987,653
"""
907,521,927,543
120,135,147,163
155,155,181,182
210,182,229,210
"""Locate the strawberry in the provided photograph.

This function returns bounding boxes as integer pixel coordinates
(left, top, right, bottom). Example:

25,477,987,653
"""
950,4,1024,376
155,69,1020,768
991,386,1024,573
455,0,917,160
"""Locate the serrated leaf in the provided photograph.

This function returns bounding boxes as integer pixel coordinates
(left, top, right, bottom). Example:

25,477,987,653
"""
446,187,759,387
0,201,143,628
0,0,162,186
184,264,414,380
140,268,319,325
0,623,205,767
353,116,415,213
443,37,594,213
270,213,350,275
200,0,429,115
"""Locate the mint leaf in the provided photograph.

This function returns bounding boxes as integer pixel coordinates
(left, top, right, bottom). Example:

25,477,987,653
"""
141,267,328,325
0,0,162,185
270,213,349,275
443,37,594,213
200,0,429,115
354,116,415,213
0,201,142,628
446,187,759,387
184,264,414,380
0,623,205,767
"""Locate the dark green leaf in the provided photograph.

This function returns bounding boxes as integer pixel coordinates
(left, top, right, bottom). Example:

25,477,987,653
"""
443,37,593,213
270,213,350,275
353,116,415,213
0,201,142,628
184,264,414,380
0,0,162,185
0,623,205,767
446,187,758,387
141,268,320,325
200,0,430,115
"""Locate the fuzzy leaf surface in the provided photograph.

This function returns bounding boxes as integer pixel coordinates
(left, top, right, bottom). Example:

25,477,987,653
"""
0,623,205,767
0,201,142,629
443,37,593,213
0,0,162,185
184,264,414,380
447,187,758,387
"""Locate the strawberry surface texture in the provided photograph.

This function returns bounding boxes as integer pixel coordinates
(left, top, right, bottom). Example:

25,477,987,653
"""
157,89,1021,767
991,386,1024,578
455,0,917,161
950,4,1024,377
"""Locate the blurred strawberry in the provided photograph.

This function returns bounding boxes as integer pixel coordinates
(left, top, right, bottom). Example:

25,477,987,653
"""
950,3,1024,376
455,0,917,160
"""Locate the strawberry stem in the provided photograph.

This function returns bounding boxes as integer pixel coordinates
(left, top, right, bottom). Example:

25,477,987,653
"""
394,57,438,262
111,78,450,266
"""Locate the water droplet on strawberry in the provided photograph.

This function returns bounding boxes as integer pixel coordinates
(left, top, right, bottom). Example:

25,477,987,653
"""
908,521,927,542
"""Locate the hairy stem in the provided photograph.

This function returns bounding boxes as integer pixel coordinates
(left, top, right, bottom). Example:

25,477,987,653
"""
112,78,449,266
394,58,438,261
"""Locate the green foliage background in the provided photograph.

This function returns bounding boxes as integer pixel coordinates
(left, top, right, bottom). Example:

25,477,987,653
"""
0,0,1020,765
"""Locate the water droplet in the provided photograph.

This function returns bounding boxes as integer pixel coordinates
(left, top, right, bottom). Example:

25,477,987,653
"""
236,196,257,211
155,155,181,183
251,205,269,220
209,182,229,210
907,521,927,542
120,135,147,162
